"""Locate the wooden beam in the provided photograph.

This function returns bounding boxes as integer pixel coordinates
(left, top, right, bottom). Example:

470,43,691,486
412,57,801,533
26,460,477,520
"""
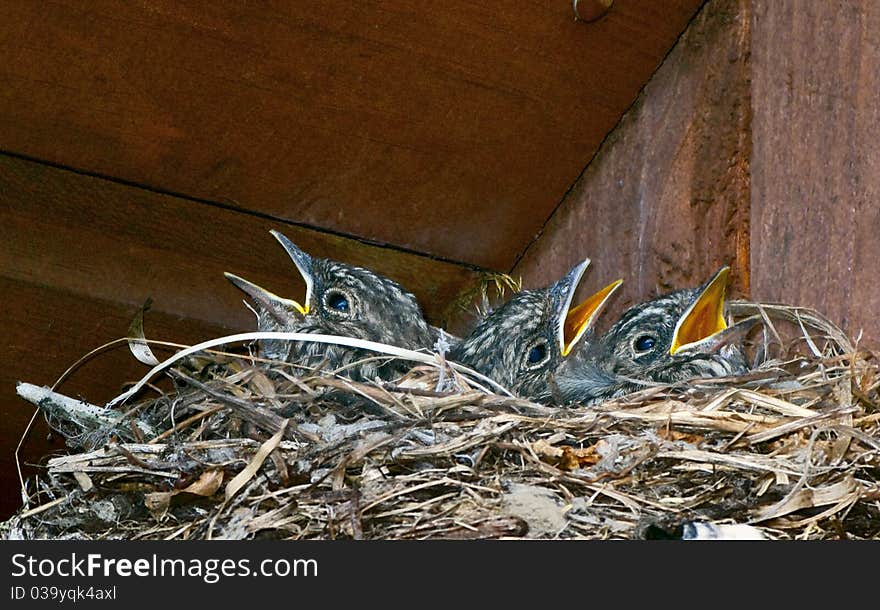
0,0,703,269
0,153,481,331
750,1,880,346
512,0,752,324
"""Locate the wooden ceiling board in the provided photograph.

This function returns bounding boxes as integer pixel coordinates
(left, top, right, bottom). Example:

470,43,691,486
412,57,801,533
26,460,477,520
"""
0,153,481,330
0,0,703,270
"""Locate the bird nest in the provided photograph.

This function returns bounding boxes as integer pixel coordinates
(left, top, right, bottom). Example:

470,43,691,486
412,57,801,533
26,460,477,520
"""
3,302,879,540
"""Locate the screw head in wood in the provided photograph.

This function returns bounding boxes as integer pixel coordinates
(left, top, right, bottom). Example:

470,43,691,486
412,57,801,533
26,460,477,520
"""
573,0,613,23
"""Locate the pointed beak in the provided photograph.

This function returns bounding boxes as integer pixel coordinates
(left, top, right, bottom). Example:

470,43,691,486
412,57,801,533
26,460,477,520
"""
225,230,315,321
562,278,623,356
551,259,621,358
687,314,762,354
224,272,308,323
269,230,314,314
670,266,731,355
553,260,590,355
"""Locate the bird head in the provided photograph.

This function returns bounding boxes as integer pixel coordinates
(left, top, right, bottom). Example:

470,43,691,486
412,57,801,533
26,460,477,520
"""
224,231,315,342
591,266,754,386
449,259,622,403
225,230,434,379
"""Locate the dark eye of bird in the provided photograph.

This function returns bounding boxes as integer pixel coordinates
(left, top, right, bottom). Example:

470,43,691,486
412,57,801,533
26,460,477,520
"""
633,335,656,353
526,343,548,367
325,290,351,314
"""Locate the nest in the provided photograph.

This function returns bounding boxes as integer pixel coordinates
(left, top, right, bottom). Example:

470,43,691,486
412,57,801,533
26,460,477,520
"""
3,302,879,540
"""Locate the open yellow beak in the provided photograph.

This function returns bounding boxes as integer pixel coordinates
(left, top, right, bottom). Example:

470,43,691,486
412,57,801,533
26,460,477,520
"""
224,272,309,322
669,267,730,355
269,230,315,314
225,231,317,322
562,279,623,357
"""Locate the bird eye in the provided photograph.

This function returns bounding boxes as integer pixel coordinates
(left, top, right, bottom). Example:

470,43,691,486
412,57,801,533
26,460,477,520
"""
633,335,657,353
525,342,549,368
324,289,352,315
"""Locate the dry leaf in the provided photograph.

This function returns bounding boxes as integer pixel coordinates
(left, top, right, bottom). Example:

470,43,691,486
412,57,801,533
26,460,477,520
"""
657,429,704,444
250,371,276,398
225,420,289,501
144,469,224,515
752,476,859,523
559,445,601,470
532,438,600,471
531,439,563,459
126,298,160,366
73,472,93,493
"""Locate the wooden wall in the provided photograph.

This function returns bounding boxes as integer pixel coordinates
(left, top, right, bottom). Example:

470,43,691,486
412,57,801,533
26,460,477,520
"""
750,1,880,346
513,0,880,351
513,0,752,320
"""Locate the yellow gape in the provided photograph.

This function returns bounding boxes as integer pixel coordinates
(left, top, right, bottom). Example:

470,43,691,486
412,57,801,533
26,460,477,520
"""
563,279,623,357
223,272,309,317
669,267,730,355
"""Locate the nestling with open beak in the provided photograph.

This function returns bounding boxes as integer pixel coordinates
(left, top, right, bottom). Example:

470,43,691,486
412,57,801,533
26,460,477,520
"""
225,230,435,381
556,266,758,404
449,259,622,404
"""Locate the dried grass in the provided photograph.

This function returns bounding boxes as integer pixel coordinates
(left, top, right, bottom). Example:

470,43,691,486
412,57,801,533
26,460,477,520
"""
2,301,879,540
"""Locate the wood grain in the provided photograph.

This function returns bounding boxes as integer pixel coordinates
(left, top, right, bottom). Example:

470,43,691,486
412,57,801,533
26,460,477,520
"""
0,277,235,520
512,0,752,326
0,153,480,331
750,1,880,346
0,0,703,269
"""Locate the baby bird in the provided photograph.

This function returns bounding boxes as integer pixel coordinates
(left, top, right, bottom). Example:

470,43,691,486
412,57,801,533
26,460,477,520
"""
225,230,435,381
557,267,756,403
449,259,622,403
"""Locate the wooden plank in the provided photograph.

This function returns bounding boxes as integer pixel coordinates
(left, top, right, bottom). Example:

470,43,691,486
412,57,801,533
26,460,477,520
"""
511,0,752,323
0,153,481,331
0,0,703,270
751,1,880,346
0,277,234,520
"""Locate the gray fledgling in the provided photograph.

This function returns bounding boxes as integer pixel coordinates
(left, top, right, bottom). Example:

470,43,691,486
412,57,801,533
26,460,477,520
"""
225,230,435,381
557,267,757,404
449,259,622,403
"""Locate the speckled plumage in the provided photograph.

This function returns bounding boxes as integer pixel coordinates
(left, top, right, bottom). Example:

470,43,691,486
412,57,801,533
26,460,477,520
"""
557,274,750,405
227,232,434,382
451,290,565,402
450,261,615,404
